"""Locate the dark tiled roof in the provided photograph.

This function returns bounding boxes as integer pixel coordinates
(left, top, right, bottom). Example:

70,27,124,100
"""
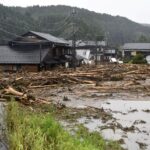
123,43,150,50
0,46,49,64
29,31,69,45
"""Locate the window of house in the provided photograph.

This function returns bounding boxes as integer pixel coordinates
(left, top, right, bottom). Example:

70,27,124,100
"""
27,36,36,39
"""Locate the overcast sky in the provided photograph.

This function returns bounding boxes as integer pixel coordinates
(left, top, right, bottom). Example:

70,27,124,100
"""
0,0,150,24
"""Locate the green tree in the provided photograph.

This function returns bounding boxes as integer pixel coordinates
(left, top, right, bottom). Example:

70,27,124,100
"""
131,53,147,64
137,35,149,43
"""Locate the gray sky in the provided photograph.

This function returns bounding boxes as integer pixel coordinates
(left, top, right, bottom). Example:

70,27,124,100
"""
0,0,150,24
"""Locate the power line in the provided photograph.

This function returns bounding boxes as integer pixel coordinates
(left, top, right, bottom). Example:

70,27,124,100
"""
45,14,71,25
56,22,77,37
59,30,74,40
0,19,71,34
0,14,71,35
43,20,72,33
0,27,35,41
0,21,30,31
0,25,73,44
0,27,20,38
0,18,74,43
37,14,72,33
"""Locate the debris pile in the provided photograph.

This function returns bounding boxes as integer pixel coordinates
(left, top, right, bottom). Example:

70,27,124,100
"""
0,64,149,104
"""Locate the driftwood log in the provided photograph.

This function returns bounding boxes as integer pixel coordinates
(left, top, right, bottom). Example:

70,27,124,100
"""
4,86,27,99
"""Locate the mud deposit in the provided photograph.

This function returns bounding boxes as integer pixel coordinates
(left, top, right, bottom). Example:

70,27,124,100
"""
77,100,150,150
52,90,150,150
0,103,7,150
57,98,150,150
32,80,150,150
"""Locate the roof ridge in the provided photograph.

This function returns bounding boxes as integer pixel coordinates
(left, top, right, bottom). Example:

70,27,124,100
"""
29,31,68,45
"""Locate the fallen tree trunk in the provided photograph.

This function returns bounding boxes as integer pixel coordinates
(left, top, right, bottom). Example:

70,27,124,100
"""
4,86,27,99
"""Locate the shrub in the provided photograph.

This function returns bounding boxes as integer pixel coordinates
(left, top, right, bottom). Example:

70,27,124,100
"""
131,54,147,64
6,102,122,150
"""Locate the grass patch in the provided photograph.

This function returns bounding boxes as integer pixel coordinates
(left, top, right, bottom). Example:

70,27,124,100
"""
6,102,122,150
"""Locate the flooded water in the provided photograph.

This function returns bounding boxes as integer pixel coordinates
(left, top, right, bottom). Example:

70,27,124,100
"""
0,103,7,150
77,100,150,150
102,100,150,150
45,85,150,149
55,92,150,150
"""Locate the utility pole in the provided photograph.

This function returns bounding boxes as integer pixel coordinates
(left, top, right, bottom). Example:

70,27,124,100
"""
72,8,76,70
105,32,109,47
95,39,98,65
39,43,42,71
95,35,105,65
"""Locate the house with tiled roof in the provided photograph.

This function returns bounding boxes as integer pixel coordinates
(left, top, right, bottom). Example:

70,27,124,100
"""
0,31,71,71
122,43,150,59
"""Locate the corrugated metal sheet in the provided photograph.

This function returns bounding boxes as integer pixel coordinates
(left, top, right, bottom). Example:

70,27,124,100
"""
0,46,49,64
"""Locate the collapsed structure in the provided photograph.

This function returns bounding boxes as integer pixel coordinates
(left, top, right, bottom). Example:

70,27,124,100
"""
72,40,117,65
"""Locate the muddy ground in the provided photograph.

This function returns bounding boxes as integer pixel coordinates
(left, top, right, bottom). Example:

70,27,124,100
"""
0,64,150,150
32,83,150,150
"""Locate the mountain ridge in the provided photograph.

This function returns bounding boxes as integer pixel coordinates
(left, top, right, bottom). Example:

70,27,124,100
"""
0,4,150,46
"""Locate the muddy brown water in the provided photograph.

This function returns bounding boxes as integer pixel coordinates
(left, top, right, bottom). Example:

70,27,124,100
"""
57,95,150,150
0,103,7,150
33,82,150,150
76,100,150,150
101,100,150,150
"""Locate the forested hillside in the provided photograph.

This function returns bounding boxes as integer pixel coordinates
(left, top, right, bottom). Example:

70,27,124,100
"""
0,4,150,46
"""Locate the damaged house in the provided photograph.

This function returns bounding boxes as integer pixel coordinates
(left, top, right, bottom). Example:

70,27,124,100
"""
0,31,71,72
75,40,116,64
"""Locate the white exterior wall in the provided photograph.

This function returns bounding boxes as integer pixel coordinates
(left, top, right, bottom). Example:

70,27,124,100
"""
76,49,91,60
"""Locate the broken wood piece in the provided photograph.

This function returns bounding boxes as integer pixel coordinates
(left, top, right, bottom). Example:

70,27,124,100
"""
36,99,51,104
123,81,140,87
28,84,58,89
4,86,27,99
15,77,23,81
0,98,7,102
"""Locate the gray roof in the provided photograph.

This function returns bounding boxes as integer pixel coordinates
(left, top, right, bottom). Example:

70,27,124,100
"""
123,43,150,50
0,46,49,64
29,31,69,45
76,40,106,47
68,40,106,47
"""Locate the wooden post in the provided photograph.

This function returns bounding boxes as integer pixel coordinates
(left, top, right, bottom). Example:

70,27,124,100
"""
39,43,42,71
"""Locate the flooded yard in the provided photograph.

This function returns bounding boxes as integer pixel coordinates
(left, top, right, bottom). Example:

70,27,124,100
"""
35,84,150,150
77,100,150,150
1,64,149,150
